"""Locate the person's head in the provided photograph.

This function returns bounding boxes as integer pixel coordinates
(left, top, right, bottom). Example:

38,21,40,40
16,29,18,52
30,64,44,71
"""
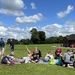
32,50,36,54
67,50,71,54
67,50,70,52
9,54,14,56
48,51,52,54
0,38,3,40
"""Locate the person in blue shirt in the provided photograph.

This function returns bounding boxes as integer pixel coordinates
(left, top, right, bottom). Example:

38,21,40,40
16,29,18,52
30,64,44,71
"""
0,38,5,58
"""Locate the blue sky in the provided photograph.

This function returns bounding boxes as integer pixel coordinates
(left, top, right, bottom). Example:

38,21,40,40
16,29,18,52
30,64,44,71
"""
0,0,75,41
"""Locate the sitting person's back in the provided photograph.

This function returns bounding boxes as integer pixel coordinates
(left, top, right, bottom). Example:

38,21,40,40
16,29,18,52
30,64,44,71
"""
63,50,73,67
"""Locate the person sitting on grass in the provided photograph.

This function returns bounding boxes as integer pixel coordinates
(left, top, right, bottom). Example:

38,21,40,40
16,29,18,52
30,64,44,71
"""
27,47,42,63
31,50,39,63
63,50,73,67
55,47,62,59
35,47,42,59
22,46,40,63
43,51,54,62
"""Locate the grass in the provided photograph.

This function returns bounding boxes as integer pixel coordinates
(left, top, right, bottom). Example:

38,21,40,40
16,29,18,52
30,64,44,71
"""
0,44,75,75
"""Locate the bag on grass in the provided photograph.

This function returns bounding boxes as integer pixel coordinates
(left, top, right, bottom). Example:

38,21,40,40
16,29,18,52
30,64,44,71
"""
49,59,55,65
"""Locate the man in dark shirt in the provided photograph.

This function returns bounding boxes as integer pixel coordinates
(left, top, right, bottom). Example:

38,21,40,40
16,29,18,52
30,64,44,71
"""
0,38,5,58
9,39,14,55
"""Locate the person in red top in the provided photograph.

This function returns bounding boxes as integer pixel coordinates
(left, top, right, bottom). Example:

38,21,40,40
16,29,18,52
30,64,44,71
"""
55,47,62,59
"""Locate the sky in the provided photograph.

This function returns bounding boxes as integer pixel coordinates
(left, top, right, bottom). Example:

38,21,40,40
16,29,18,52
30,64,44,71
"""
0,0,75,41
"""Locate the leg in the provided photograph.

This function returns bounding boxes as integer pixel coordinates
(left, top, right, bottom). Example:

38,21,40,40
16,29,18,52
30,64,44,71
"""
0,52,2,58
1,48,5,57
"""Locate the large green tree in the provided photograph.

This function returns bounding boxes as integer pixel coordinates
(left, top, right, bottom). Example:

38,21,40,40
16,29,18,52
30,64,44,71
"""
30,28,46,44
38,31,46,44
19,39,30,45
30,28,39,44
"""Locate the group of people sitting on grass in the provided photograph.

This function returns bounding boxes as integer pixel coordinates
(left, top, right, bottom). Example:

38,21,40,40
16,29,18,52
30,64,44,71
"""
0,46,75,68
0,46,42,65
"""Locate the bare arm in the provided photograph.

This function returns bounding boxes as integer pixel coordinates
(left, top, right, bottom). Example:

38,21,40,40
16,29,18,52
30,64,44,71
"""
35,47,37,51
25,46,31,53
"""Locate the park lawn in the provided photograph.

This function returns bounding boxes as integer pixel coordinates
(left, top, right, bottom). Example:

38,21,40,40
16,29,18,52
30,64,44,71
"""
0,44,75,75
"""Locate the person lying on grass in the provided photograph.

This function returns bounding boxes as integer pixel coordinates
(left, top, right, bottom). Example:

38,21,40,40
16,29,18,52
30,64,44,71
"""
1,54,24,65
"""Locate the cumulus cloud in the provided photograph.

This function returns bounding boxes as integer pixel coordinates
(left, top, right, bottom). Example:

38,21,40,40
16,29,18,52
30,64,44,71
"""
57,5,74,18
41,24,63,38
30,2,36,10
65,20,75,33
0,26,31,41
0,0,25,16
15,13,44,24
7,27,31,40
41,21,75,38
0,26,7,37
0,20,75,41
0,8,25,16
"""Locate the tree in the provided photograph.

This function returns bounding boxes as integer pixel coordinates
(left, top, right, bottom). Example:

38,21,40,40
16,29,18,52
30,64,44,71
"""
7,38,19,44
19,39,31,45
58,36,64,43
38,31,46,44
30,28,46,44
30,28,39,44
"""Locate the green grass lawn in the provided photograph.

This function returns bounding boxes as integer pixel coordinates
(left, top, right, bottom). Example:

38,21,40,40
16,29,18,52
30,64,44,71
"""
0,44,75,75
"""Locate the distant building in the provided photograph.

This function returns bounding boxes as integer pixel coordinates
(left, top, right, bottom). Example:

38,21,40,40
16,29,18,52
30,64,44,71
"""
63,34,75,47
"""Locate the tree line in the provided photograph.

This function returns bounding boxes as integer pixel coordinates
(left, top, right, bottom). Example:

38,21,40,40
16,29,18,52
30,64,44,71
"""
7,28,65,44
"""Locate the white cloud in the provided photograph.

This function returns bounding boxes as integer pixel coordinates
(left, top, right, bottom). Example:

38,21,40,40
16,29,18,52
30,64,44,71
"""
7,27,31,40
41,24,62,38
16,13,44,24
0,0,25,16
0,26,31,41
0,8,25,16
65,20,75,33
57,5,74,18
30,2,36,10
0,20,75,41
0,26,7,37
41,21,75,38
0,26,7,32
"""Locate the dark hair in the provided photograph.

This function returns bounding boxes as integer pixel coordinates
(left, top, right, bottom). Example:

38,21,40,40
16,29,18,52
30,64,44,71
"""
9,54,14,56
1,38,3,40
